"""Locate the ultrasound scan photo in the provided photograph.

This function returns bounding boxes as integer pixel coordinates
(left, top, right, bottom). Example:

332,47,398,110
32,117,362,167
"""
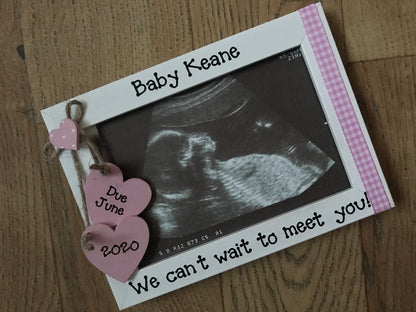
143,76,333,238
97,47,350,264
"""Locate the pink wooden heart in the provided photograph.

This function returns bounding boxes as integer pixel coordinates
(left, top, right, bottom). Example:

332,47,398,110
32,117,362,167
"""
49,118,79,150
85,163,152,226
82,216,149,282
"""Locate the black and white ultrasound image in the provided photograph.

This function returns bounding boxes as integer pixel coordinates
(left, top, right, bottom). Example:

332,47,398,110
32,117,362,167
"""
97,47,350,265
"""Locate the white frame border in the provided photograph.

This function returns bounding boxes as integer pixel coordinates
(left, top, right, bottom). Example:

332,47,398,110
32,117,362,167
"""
41,4,393,310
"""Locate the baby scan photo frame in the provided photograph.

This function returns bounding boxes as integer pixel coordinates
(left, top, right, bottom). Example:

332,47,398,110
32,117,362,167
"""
41,3,394,310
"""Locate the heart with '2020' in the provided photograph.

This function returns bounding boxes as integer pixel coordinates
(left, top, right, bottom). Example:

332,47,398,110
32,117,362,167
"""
82,216,149,282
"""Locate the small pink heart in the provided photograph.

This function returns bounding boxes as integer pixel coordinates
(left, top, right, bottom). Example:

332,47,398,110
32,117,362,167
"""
49,118,79,150
82,216,149,282
85,163,152,226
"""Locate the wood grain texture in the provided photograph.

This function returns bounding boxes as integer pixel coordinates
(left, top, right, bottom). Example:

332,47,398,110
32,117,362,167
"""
0,1,61,311
0,113,62,312
348,56,416,312
1,0,414,311
0,1,31,112
343,0,416,62
221,225,367,311
20,1,193,113
188,0,345,54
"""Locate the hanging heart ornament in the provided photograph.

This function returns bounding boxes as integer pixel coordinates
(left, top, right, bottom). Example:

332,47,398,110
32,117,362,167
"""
82,216,150,282
49,118,79,150
84,163,152,227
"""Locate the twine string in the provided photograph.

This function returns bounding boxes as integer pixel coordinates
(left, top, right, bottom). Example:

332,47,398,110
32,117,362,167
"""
42,141,62,160
43,99,109,249
70,149,90,227
81,131,111,175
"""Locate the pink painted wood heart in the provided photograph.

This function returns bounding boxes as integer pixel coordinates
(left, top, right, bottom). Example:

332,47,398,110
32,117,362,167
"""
49,118,79,150
82,216,149,282
85,163,152,226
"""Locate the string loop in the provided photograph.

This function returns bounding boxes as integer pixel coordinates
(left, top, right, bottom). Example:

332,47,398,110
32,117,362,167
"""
42,142,62,161
65,99,83,122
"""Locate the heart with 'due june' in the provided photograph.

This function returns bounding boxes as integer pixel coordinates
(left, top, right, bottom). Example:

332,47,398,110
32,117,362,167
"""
82,216,150,282
85,163,152,227
49,118,79,150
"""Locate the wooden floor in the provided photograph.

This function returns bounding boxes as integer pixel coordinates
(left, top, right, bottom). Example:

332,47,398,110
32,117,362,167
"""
1,1,415,311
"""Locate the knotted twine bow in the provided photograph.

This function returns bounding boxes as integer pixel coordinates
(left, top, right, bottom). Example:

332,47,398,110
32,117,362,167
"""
43,100,109,250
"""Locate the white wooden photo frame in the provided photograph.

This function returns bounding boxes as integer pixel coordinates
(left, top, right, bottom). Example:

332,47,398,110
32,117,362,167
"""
41,3,394,310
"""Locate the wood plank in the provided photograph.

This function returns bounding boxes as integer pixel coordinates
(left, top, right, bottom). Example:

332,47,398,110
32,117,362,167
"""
0,112,62,311
221,225,367,311
0,0,31,112
0,1,62,311
124,275,224,312
348,56,416,312
188,0,347,64
20,1,194,113
343,0,416,62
